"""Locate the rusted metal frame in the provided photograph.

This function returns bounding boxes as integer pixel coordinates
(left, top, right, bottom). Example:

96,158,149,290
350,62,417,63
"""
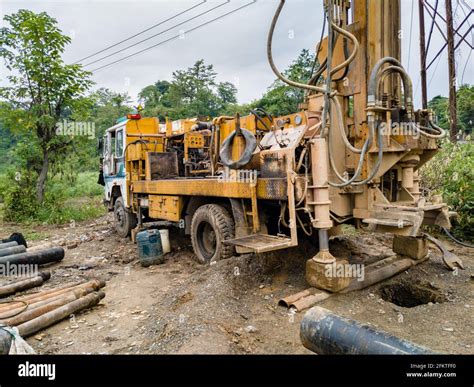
426,14,473,69
419,0,428,109
424,1,474,47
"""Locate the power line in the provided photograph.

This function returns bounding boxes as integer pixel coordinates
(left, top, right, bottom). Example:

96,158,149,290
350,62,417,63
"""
461,49,472,84
74,1,207,64
91,1,257,73
427,51,443,89
83,1,230,68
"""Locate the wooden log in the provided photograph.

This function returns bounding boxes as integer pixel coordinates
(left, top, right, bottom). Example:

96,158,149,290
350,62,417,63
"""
17,291,105,337
0,272,51,298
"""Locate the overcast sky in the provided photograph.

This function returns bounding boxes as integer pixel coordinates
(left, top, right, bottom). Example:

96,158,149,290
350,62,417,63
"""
1,0,473,107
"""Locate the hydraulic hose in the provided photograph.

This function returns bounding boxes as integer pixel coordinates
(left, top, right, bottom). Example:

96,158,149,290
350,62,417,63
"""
330,23,359,76
367,57,403,105
331,97,363,154
267,0,327,94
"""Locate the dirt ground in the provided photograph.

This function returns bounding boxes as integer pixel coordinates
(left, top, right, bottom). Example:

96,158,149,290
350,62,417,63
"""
1,214,472,354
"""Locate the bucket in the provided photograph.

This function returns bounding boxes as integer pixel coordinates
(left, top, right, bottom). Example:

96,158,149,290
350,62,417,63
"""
159,229,171,254
136,229,164,267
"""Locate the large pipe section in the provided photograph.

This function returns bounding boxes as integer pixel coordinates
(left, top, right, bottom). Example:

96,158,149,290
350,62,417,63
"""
17,291,105,337
1,233,27,248
0,272,51,298
0,245,27,257
0,241,19,250
0,279,105,317
301,306,434,355
0,247,64,266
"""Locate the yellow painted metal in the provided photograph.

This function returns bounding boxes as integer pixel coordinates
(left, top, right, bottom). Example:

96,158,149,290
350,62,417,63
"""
148,195,184,222
131,178,287,201
185,132,205,148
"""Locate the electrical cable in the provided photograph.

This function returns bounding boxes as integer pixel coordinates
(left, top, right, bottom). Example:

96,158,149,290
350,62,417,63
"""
91,1,257,72
83,1,229,67
74,0,207,64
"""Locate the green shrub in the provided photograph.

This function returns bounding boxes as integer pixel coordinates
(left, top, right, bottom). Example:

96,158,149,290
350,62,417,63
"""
420,140,474,241
1,171,105,224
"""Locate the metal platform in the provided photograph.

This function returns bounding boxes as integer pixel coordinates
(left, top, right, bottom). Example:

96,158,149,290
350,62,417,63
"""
224,234,294,253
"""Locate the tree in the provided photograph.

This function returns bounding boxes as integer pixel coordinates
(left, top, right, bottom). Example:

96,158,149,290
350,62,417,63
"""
457,85,474,134
139,60,238,120
0,10,92,202
428,85,473,136
255,49,316,116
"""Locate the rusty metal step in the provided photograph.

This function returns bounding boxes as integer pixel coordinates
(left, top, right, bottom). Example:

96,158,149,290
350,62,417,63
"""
224,234,293,253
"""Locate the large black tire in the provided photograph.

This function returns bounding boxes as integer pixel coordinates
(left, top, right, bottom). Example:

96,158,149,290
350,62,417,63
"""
114,197,138,238
191,204,235,264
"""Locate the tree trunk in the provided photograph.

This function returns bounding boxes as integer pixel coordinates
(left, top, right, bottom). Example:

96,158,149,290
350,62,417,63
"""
36,150,49,203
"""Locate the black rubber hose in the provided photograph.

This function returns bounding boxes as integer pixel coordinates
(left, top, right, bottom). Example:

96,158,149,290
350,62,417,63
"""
219,128,257,170
442,228,474,248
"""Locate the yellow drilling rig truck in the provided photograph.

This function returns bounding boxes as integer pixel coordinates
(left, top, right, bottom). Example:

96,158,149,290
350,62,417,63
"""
100,0,461,293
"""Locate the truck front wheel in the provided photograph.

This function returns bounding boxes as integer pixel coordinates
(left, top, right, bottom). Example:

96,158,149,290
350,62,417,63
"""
191,204,235,264
114,197,137,237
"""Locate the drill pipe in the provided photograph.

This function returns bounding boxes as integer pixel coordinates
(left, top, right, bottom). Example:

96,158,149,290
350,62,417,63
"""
0,279,105,314
17,291,105,337
0,241,18,250
0,247,64,266
0,245,27,257
0,272,51,298
0,288,94,326
300,306,434,355
1,233,27,248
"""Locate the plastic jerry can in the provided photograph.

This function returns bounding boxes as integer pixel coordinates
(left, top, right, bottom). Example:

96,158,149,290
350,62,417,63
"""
136,229,164,267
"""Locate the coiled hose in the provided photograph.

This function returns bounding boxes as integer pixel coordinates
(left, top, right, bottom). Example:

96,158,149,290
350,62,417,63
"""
219,128,257,170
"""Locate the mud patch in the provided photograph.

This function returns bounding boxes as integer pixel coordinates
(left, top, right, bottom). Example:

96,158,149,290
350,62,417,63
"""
380,281,447,308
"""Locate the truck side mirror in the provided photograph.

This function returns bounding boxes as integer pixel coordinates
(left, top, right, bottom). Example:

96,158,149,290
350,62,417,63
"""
97,138,103,152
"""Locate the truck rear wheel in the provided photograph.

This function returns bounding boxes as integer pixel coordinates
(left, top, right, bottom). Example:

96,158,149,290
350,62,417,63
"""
191,204,235,264
114,197,137,237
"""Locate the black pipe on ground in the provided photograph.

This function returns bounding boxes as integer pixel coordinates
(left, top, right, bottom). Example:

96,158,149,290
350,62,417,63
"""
0,247,65,266
1,233,27,248
300,306,434,355
0,245,27,258
0,242,18,250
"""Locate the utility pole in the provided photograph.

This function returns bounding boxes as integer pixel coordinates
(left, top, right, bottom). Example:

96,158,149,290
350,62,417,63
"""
418,0,428,109
445,0,458,141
